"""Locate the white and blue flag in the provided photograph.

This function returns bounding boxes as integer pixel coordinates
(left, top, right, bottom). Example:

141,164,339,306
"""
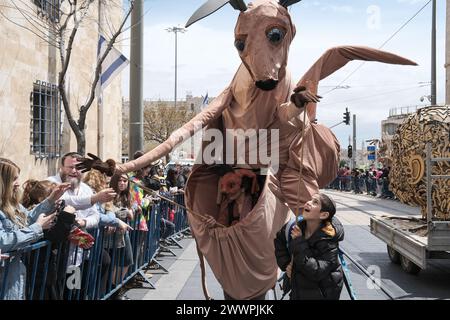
96,35,129,97
201,92,209,110
202,93,209,105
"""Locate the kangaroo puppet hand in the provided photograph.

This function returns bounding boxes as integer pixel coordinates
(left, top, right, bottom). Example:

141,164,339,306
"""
290,86,322,109
75,153,116,177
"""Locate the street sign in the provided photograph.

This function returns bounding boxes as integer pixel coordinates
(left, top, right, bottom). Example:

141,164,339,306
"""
367,145,376,161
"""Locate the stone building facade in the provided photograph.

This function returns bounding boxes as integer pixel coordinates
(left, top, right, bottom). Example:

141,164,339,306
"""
0,0,124,180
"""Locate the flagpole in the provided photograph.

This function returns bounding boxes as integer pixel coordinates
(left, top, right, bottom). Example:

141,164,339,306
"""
431,0,437,105
98,92,104,158
97,0,104,158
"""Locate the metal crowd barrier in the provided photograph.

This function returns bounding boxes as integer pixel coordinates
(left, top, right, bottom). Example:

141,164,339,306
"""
0,193,189,300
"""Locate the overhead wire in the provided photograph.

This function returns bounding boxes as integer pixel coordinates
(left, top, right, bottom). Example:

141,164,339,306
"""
323,0,433,96
320,84,429,107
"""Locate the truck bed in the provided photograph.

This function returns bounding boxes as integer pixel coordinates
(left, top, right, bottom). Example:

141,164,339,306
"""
377,215,428,237
370,215,428,269
371,215,450,270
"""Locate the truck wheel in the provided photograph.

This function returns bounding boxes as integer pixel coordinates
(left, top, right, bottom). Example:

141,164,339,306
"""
387,245,400,264
400,255,421,275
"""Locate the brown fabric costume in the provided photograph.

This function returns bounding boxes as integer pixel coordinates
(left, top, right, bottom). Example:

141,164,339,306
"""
112,0,416,299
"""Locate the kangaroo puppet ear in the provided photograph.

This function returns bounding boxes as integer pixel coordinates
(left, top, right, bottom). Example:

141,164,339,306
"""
185,0,247,28
279,0,302,8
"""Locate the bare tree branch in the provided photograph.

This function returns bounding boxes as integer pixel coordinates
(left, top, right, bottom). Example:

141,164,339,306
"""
2,0,134,154
143,101,196,147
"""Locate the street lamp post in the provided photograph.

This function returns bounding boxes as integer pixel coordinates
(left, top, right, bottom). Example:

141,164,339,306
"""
166,26,187,108
431,0,437,105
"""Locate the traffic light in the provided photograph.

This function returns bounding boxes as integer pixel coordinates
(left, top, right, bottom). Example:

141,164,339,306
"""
347,145,353,158
343,108,350,125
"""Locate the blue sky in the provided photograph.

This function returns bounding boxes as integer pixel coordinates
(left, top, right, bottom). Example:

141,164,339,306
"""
121,0,446,150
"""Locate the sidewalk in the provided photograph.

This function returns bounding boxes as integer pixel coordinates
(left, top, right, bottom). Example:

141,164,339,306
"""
125,237,225,300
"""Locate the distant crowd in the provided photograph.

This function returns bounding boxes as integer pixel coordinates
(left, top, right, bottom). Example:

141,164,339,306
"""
327,165,395,199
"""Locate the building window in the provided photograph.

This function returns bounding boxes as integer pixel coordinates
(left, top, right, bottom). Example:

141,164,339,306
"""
30,81,62,158
33,0,60,23
383,123,398,136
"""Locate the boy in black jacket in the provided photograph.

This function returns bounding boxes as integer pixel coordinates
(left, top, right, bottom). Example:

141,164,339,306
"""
274,193,344,300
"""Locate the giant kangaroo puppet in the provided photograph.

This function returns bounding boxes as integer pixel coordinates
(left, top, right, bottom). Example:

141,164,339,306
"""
78,0,416,299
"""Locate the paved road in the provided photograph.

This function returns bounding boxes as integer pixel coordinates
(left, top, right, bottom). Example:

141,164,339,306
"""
326,190,450,300
124,190,449,300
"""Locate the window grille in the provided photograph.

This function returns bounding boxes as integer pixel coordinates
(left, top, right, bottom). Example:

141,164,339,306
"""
33,0,60,23
30,81,62,159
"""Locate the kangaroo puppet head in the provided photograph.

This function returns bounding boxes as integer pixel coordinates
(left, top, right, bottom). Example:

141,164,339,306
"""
186,0,302,91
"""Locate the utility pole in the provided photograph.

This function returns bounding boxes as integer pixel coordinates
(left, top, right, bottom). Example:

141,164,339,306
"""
129,0,144,158
97,0,104,159
446,0,450,105
166,26,187,108
352,114,357,170
431,0,437,105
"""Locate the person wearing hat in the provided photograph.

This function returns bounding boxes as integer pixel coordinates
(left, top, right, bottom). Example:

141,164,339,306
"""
142,160,163,193
274,193,344,300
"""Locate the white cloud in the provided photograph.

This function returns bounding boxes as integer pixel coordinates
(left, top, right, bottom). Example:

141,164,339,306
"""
328,5,355,13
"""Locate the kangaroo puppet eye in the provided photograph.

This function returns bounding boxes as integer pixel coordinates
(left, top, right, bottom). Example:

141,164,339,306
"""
266,28,285,44
234,38,245,52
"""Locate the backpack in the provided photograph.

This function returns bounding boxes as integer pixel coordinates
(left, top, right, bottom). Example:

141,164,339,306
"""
277,215,303,300
43,201,75,244
284,215,304,251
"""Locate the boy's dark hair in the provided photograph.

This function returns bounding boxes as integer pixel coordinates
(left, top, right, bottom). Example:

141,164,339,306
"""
61,152,81,166
319,194,336,221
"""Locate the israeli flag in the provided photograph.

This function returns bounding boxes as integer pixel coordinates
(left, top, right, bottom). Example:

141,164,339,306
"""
96,35,129,96
201,92,209,110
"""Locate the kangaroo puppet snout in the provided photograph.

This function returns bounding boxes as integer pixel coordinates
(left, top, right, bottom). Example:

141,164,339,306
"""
255,79,279,91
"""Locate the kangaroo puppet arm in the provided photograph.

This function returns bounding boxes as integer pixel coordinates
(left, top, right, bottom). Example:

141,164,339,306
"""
76,87,233,175
119,87,234,173
296,46,418,120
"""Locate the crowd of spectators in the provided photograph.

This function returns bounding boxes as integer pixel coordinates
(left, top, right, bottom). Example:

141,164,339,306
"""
327,165,395,199
0,151,191,300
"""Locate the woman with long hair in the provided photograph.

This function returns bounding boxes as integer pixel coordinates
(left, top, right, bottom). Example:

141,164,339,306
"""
83,170,131,234
110,174,132,210
83,170,132,299
108,173,134,299
0,158,68,299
